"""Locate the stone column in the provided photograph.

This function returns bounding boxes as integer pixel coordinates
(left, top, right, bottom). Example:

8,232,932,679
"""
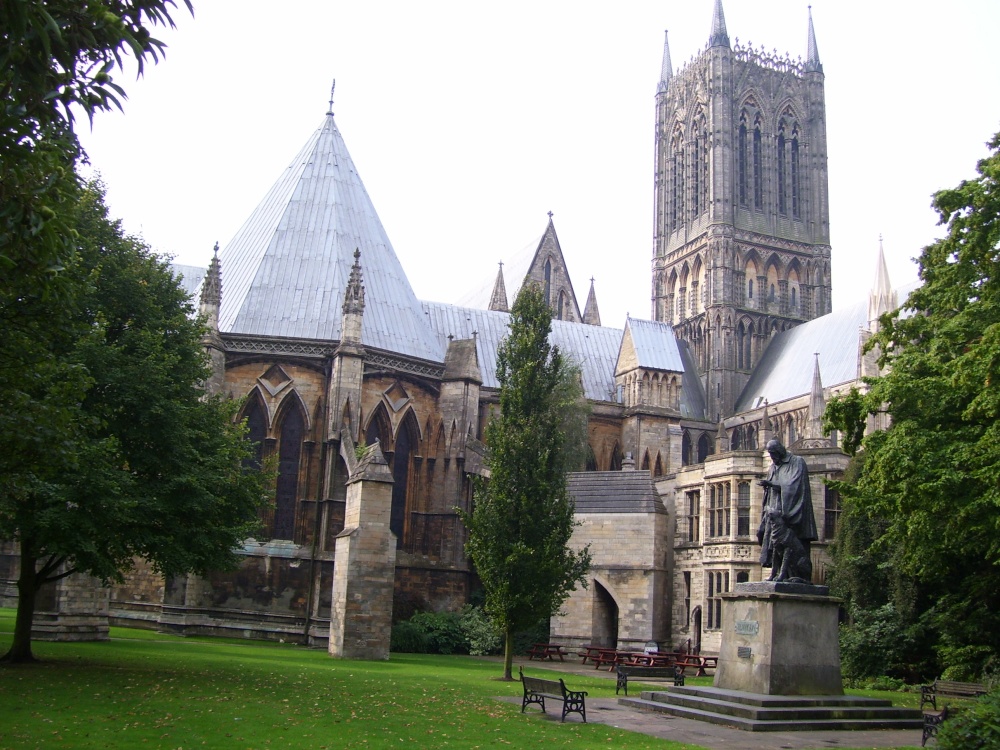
328,440,396,660
714,581,843,695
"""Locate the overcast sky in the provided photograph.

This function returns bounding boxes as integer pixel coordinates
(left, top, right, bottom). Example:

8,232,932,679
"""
78,0,1000,327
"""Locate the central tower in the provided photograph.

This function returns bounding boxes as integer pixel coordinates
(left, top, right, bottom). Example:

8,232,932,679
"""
652,1,831,419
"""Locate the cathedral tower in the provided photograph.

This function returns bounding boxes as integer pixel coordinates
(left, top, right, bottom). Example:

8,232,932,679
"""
652,2,832,419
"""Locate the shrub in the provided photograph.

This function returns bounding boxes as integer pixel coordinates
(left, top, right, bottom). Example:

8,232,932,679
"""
840,603,921,681
460,605,502,656
390,620,429,653
936,691,1000,750
409,611,468,655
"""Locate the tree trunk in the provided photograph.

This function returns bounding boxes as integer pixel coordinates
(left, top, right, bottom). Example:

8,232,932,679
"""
3,542,39,663
502,629,514,681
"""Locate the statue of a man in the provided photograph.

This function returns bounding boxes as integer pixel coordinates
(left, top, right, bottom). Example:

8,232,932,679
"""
757,439,818,583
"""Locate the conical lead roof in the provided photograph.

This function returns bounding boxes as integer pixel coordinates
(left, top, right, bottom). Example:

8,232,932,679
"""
218,110,444,362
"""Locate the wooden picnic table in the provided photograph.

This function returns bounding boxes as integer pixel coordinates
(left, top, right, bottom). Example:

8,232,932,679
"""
526,643,567,661
674,654,718,676
577,645,604,665
591,649,653,671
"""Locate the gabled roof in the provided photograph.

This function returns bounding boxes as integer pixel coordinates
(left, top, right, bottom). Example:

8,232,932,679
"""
734,283,918,412
568,471,666,514
421,301,624,402
217,111,444,363
616,317,685,373
458,216,585,322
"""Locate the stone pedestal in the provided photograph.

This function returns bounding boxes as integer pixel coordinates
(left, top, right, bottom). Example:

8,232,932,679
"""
713,581,843,696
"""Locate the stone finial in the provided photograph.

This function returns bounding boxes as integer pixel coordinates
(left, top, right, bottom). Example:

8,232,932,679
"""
200,243,222,309
343,248,366,316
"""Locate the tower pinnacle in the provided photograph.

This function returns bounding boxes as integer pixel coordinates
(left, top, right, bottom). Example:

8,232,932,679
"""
658,30,673,93
709,0,730,48
805,6,823,73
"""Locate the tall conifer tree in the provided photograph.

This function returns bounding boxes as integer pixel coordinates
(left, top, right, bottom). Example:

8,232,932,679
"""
462,283,590,680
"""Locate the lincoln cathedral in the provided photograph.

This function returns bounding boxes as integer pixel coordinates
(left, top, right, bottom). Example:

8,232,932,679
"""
4,1,906,656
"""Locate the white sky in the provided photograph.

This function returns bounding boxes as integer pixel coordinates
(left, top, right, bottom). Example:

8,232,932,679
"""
78,0,1000,327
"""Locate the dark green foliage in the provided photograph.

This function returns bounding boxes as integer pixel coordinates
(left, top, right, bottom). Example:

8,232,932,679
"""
390,609,495,655
389,620,430,653
824,132,1000,680
460,283,591,679
936,691,1000,750
409,611,467,655
0,0,192,295
0,183,268,663
511,618,553,656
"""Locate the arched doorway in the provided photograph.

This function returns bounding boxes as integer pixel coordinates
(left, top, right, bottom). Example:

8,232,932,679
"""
592,581,619,649
691,606,703,654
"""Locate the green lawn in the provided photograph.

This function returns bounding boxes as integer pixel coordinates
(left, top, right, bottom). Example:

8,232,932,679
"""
0,608,922,749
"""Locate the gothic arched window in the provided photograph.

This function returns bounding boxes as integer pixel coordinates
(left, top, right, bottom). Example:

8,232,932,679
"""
791,125,801,218
738,115,748,206
544,258,552,305
273,402,305,541
697,433,712,463
753,118,763,209
777,122,787,215
242,392,267,471
681,431,692,466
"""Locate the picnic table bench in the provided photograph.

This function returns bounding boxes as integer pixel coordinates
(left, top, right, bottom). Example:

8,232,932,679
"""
526,643,567,661
615,664,686,695
674,655,717,677
577,645,604,665
519,666,588,722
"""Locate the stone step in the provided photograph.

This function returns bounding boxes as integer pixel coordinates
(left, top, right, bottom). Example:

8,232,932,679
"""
619,691,924,732
648,685,894,708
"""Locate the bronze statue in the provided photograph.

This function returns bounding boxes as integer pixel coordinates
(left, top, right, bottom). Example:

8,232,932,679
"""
757,439,818,583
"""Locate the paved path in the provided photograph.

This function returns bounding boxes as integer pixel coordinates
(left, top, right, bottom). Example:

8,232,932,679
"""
492,656,923,749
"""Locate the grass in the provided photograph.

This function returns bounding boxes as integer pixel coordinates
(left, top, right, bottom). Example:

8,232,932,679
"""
0,608,922,749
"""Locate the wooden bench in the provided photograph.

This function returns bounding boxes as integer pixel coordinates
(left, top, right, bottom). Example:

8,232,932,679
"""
615,664,685,696
527,643,567,661
922,705,948,747
920,679,987,711
519,666,587,722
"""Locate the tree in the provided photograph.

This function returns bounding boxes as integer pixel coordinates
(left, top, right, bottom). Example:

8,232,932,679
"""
461,283,591,680
1,0,191,297
824,131,1000,679
0,182,268,664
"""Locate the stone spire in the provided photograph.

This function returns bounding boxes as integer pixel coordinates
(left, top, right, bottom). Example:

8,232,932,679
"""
199,242,222,323
709,0,730,48
199,243,225,394
341,248,366,344
804,5,823,73
806,353,826,439
657,30,673,93
867,236,897,333
488,262,509,312
582,277,601,326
